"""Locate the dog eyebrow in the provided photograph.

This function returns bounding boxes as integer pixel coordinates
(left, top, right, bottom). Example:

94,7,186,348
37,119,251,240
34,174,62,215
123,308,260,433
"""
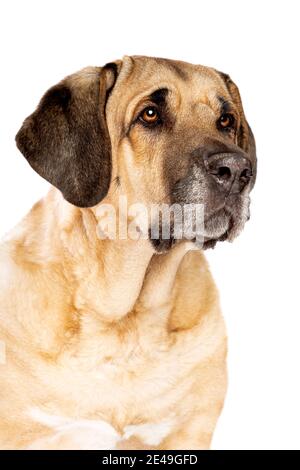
149,88,168,105
218,96,232,114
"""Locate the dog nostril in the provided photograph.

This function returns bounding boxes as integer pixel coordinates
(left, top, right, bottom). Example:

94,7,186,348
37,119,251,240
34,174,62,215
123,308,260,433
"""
217,166,231,181
240,168,252,182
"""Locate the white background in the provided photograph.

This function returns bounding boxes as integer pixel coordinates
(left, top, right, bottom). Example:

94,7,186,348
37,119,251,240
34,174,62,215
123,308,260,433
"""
1,0,300,450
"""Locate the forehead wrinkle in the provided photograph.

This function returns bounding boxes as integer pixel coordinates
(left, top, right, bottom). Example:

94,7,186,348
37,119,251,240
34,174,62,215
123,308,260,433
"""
190,101,217,123
186,84,217,116
204,87,233,114
124,83,180,123
217,96,234,114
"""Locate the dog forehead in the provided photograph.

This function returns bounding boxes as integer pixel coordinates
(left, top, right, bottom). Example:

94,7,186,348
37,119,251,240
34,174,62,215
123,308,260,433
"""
128,55,220,85
106,56,227,128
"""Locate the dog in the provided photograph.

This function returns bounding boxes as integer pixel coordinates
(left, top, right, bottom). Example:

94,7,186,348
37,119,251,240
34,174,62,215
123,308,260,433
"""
0,55,256,449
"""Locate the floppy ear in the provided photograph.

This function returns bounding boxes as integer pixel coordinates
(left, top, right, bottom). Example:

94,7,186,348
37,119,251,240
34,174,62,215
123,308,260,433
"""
217,71,256,164
16,63,119,207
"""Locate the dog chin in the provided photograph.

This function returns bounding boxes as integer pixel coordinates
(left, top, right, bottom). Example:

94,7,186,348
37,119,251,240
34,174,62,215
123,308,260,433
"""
202,199,251,249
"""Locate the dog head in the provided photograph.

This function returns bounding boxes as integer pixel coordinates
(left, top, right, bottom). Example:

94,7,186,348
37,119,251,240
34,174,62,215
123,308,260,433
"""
16,56,256,250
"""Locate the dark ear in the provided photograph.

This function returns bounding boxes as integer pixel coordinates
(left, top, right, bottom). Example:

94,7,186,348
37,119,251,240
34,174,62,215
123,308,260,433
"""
16,63,119,207
217,71,256,164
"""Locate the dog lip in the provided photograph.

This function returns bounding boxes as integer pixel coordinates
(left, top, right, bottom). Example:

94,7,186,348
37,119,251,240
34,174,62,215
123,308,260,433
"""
202,206,237,245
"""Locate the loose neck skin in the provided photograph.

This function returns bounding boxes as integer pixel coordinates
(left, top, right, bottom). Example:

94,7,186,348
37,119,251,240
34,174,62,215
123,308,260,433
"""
12,189,195,354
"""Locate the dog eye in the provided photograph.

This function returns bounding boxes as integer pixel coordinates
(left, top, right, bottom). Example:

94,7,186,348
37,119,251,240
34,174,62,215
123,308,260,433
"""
139,106,160,125
217,113,235,130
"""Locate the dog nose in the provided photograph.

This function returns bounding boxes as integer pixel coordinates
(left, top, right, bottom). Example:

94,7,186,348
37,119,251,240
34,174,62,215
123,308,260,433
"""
206,153,253,193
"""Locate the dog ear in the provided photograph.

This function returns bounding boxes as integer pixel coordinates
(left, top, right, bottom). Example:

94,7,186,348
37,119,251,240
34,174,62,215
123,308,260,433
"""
16,63,119,207
216,71,256,164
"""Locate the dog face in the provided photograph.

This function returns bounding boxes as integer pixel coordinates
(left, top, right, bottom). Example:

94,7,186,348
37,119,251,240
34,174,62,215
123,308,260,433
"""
16,56,256,250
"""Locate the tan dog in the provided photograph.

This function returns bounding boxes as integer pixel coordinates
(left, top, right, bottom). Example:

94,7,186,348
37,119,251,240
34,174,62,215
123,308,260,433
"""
0,56,256,449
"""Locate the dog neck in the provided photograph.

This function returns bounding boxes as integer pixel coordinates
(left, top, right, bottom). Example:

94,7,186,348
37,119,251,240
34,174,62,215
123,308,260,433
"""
12,188,194,356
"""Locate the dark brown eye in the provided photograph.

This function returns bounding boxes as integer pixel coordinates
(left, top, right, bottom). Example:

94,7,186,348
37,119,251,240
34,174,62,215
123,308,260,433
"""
218,113,235,130
139,106,160,125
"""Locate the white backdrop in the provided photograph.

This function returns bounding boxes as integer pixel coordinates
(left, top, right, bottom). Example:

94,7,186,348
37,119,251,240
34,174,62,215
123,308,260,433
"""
1,0,299,450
